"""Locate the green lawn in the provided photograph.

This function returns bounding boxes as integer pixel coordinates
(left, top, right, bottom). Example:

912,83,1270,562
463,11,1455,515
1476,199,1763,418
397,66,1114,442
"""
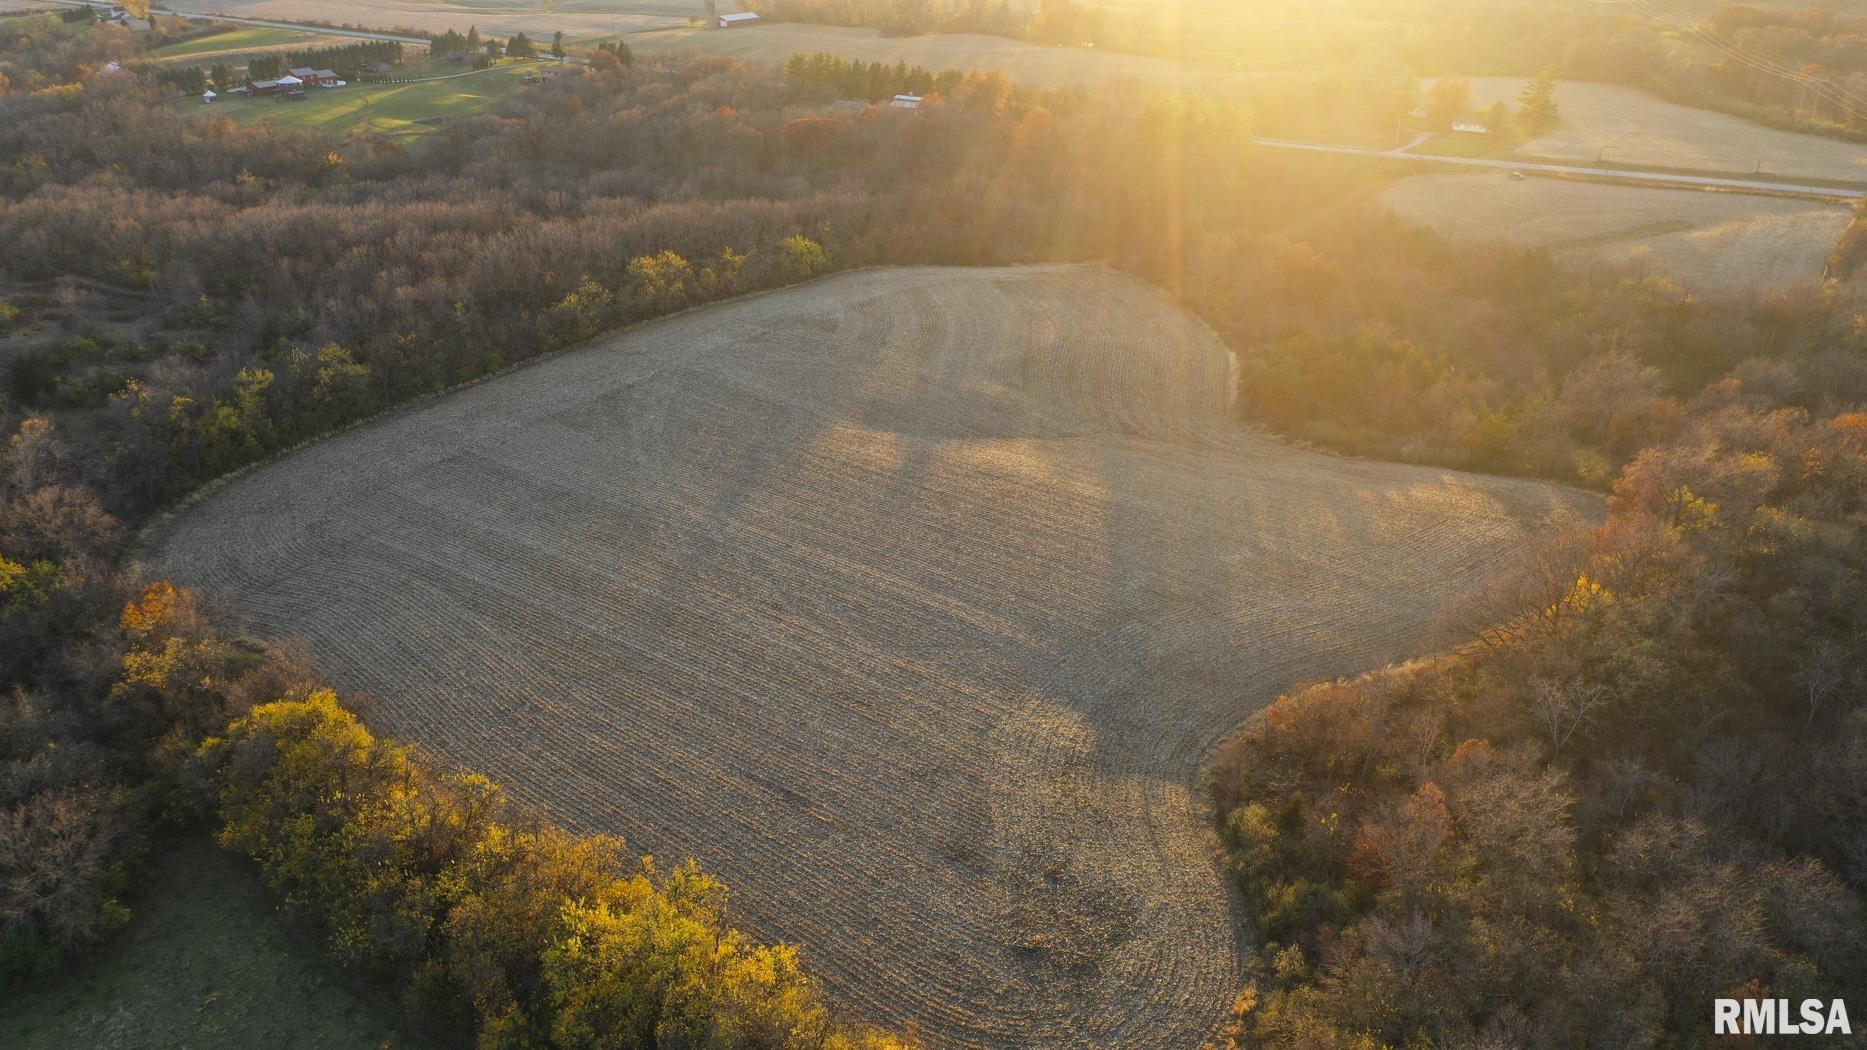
0,836,407,1050
152,26,331,59
1411,130,1518,159
192,61,542,138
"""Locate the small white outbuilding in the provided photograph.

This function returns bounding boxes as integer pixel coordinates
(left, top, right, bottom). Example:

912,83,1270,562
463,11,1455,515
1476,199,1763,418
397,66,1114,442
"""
202,89,217,103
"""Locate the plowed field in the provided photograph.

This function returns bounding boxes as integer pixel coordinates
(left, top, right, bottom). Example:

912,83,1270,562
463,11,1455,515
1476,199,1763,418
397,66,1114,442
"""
1376,172,1849,299
152,266,1594,1047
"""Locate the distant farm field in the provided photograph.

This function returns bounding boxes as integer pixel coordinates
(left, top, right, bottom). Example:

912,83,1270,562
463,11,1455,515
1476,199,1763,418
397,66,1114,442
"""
1448,77,1867,185
148,0,692,42
184,61,539,138
1376,171,1850,299
152,265,1594,1046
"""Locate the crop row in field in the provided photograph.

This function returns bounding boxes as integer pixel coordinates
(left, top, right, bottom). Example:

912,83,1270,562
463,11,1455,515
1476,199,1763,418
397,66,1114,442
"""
153,265,1594,1046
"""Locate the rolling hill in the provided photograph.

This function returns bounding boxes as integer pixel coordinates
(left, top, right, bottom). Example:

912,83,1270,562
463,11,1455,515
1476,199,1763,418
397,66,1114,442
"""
150,265,1595,1046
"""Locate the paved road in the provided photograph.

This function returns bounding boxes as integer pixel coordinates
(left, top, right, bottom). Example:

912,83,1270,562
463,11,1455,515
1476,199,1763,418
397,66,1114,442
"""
34,0,429,43
1254,136,1867,199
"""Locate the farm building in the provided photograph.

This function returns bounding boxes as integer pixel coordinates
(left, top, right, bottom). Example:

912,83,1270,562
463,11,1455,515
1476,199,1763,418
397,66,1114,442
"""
286,67,343,86
718,12,760,28
201,89,217,103
362,60,395,74
890,93,922,110
1452,120,1489,134
246,74,305,96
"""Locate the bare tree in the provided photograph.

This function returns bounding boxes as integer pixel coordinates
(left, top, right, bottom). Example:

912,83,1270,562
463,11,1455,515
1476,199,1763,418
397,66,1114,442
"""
1529,676,1610,751
1452,528,1597,651
1795,637,1860,726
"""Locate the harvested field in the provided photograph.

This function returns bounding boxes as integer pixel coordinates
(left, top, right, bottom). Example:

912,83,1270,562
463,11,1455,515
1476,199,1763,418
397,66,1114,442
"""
1451,76,1867,185
1376,172,1850,299
151,266,1594,1047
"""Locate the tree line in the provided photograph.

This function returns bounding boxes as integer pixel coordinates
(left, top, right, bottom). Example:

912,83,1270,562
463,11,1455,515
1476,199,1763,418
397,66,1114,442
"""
247,40,401,81
783,52,965,102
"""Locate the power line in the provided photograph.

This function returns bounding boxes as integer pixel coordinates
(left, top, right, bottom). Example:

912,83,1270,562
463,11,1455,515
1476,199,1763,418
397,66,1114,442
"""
1596,0,1867,121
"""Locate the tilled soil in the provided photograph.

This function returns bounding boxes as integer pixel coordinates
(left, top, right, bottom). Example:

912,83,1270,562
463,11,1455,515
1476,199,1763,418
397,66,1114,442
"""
1376,171,1848,299
152,265,1595,1048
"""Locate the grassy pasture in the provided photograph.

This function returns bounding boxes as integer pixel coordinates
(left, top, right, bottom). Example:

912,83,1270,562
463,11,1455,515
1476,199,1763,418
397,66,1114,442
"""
1375,171,1851,300
153,265,1594,1047
150,25,338,59
185,60,538,138
0,837,404,1050
1411,129,1513,159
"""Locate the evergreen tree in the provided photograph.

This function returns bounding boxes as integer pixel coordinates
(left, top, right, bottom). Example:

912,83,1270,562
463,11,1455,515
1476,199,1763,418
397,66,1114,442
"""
508,31,534,57
550,30,565,58
1517,68,1561,134
465,24,481,54
1487,99,1512,139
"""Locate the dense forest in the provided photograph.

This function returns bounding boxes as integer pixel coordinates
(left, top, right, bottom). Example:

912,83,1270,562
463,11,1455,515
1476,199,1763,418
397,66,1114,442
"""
1,8,1864,1048
1212,398,1867,1045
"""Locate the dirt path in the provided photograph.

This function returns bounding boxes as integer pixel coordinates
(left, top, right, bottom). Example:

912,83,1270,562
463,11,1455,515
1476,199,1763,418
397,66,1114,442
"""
150,266,1596,1048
